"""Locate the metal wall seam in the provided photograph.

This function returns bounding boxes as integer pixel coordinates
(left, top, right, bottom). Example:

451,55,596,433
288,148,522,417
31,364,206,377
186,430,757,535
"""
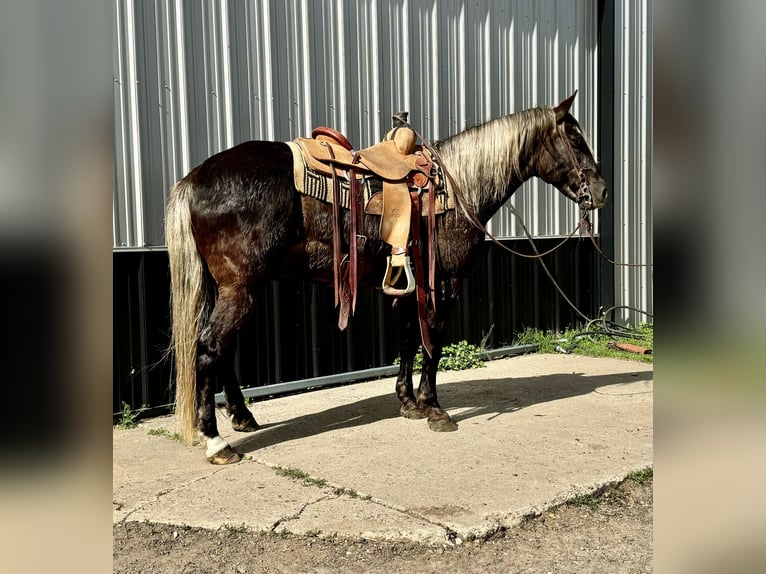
173,0,189,177
126,0,144,247
219,0,234,151
613,0,652,324
113,0,128,247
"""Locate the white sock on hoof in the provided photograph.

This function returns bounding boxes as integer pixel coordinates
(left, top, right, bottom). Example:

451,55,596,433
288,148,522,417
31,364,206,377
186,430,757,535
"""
205,435,229,458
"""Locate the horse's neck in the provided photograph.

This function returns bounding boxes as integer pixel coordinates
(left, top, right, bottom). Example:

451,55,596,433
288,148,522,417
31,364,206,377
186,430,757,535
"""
473,166,531,224
440,109,549,224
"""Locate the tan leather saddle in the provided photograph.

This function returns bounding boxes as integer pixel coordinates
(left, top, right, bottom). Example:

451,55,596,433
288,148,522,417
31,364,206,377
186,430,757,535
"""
288,115,443,353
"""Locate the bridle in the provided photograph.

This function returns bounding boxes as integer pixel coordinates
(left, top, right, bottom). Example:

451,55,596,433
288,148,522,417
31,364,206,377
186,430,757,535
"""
557,122,592,208
555,123,652,268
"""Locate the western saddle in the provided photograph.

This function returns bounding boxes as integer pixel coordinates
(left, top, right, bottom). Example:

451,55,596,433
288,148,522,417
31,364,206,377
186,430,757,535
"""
287,113,444,355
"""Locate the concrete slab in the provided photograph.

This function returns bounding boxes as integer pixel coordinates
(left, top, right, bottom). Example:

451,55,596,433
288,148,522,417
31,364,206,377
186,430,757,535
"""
126,459,328,532
113,354,652,543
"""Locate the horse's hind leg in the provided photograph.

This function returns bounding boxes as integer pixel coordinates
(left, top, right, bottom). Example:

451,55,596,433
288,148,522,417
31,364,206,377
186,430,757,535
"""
196,285,256,464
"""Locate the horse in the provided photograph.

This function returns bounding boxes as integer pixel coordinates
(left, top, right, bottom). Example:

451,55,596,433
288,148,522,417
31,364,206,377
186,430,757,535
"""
166,91,607,464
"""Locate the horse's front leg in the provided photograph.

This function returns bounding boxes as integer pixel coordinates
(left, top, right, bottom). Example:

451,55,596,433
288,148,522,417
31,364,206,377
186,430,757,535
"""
220,349,259,433
416,306,458,432
395,296,426,419
415,343,458,432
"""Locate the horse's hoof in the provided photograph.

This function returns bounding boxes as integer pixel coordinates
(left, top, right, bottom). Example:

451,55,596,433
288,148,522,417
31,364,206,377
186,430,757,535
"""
232,416,259,433
400,403,428,420
427,416,458,432
206,446,242,465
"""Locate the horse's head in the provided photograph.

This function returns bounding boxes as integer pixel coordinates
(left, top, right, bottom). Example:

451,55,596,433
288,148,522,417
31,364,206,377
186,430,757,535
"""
543,91,607,210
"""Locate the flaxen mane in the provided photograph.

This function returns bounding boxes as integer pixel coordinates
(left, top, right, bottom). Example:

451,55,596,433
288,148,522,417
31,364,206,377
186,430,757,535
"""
437,107,556,211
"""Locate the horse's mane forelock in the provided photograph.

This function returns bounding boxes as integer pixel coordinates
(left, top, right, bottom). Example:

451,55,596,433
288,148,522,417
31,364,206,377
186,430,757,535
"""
437,106,555,209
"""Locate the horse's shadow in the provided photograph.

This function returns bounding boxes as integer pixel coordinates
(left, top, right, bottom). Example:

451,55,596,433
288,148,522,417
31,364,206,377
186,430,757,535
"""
233,368,653,455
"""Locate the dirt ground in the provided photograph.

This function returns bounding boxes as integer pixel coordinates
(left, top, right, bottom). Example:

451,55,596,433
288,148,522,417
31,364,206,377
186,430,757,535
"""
113,476,651,574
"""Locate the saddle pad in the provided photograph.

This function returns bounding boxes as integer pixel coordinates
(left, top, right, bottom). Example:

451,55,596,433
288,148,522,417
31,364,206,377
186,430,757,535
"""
286,141,456,213
287,141,374,207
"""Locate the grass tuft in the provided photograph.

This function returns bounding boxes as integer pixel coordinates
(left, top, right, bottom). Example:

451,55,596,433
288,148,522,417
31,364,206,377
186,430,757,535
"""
566,493,601,510
116,402,139,429
627,467,653,484
148,428,184,442
275,466,328,488
222,523,250,535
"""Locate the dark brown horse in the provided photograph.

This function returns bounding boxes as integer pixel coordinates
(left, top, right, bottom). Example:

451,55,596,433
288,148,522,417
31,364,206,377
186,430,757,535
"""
166,92,606,464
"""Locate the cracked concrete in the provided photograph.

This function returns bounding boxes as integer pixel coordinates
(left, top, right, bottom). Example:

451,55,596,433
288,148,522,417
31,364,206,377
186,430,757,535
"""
113,354,653,544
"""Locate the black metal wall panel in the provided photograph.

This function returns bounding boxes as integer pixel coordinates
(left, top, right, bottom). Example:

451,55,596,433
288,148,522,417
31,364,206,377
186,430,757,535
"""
113,241,598,414
113,252,172,414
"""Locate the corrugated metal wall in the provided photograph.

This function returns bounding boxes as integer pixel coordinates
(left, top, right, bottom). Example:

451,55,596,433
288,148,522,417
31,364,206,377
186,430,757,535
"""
113,0,602,249
614,0,653,324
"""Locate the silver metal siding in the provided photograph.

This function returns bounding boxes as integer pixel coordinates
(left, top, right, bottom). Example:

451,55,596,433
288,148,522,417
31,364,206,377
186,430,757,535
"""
113,0,601,248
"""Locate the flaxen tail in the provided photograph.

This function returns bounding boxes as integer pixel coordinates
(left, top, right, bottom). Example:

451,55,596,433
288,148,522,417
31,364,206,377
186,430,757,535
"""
166,179,207,444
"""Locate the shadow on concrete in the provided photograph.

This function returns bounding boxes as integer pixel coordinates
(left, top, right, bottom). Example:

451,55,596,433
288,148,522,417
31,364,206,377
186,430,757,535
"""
232,368,652,455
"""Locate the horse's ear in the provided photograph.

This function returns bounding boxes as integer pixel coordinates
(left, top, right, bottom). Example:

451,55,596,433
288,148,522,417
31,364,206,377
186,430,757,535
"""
554,90,578,122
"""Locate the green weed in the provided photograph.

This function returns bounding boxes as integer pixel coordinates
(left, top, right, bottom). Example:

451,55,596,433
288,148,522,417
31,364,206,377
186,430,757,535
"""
566,493,600,510
332,486,360,498
397,340,487,372
275,466,328,488
116,402,139,429
222,523,250,535
565,469,652,511
147,428,183,442
627,467,653,484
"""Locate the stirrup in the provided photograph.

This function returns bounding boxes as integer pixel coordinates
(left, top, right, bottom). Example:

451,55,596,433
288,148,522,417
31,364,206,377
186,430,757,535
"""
382,255,415,296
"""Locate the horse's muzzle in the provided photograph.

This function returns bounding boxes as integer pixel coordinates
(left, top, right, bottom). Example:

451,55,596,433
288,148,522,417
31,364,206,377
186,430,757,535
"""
582,182,607,210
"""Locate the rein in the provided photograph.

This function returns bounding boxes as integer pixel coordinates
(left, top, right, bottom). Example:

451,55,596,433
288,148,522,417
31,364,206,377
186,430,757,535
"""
579,211,654,267
556,122,653,268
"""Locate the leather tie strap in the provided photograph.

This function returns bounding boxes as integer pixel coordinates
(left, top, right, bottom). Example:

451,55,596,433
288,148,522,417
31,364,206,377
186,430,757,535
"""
410,190,433,357
326,144,342,309
349,153,365,315
426,179,437,311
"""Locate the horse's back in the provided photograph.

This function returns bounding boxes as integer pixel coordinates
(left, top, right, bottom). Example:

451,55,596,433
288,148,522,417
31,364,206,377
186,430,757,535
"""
182,140,300,285
186,140,295,210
